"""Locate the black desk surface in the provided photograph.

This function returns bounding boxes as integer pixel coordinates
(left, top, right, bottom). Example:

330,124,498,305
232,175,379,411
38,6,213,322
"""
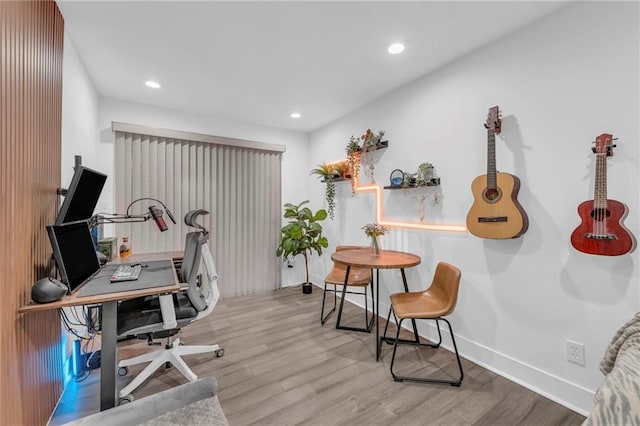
18,254,180,313
76,259,175,297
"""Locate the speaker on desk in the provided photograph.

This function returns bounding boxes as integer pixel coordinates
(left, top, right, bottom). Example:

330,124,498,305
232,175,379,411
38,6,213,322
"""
31,277,68,303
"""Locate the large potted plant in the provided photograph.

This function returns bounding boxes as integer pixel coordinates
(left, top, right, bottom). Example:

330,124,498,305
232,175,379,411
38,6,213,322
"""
276,200,328,294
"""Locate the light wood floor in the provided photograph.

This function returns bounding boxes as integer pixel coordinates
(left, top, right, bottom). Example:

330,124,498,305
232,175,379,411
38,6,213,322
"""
50,286,586,425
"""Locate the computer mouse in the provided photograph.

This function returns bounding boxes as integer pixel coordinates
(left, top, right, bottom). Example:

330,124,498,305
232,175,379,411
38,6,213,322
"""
31,277,68,303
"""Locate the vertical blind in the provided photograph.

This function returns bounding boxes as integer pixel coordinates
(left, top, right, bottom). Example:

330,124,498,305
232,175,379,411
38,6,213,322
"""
114,124,283,297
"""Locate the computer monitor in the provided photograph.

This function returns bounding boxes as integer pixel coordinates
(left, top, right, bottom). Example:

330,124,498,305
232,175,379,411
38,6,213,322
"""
47,222,101,293
55,166,107,225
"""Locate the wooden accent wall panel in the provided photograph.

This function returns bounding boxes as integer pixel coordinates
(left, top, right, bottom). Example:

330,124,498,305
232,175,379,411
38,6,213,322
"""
0,1,64,424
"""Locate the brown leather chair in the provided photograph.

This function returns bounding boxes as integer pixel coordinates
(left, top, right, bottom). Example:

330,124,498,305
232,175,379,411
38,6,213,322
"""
383,261,463,386
321,245,374,332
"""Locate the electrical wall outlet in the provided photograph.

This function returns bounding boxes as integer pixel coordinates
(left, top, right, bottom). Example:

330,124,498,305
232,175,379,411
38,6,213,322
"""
566,340,585,365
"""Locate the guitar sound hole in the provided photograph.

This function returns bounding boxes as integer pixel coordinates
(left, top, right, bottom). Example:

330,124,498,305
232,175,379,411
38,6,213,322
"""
482,187,502,204
590,208,610,222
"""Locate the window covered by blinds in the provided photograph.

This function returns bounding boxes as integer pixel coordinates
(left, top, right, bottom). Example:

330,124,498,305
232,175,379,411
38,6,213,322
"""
114,125,283,296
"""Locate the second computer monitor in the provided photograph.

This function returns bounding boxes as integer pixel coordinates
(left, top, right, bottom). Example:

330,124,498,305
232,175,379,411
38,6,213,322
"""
55,165,107,225
47,221,101,293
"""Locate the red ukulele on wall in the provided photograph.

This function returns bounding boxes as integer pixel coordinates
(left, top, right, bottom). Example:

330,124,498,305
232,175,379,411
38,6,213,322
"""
570,133,635,256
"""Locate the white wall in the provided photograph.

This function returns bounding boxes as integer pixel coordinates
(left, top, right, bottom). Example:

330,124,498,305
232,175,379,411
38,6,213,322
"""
61,32,100,188
308,2,639,415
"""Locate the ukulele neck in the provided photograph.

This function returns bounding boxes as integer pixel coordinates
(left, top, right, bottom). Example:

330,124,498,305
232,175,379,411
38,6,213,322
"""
593,153,607,208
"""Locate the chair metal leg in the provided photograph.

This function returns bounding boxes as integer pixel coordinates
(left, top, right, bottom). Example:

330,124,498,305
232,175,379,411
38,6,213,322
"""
400,268,420,343
325,265,373,333
381,307,440,348
335,282,374,333
320,282,336,324
389,317,464,387
382,305,395,346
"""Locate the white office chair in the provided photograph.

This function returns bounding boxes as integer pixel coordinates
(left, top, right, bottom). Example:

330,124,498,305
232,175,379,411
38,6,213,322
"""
116,209,223,402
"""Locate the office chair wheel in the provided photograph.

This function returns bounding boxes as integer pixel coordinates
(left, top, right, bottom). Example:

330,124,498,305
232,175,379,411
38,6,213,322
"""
216,348,225,357
165,361,172,369
118,366,129,376
118,395,134,405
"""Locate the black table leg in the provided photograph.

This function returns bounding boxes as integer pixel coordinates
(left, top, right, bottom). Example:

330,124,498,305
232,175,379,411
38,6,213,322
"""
375,268,381,361
100,300,117,411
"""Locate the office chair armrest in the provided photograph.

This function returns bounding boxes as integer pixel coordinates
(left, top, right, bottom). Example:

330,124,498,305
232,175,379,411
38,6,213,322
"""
159,293,177,329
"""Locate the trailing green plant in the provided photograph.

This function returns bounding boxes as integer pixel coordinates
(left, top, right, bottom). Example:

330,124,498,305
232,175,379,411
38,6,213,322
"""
276,200,328,291
346,136,360,155
310,163,338,220
345,136,361,195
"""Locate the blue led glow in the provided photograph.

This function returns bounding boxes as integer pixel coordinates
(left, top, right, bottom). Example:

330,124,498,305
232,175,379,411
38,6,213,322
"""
61,333,73,385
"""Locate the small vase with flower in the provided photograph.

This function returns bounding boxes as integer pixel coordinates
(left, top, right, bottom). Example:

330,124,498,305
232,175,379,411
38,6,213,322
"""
362,222,389,256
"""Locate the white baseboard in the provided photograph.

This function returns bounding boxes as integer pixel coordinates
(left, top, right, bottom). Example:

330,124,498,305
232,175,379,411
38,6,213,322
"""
311,278,594,416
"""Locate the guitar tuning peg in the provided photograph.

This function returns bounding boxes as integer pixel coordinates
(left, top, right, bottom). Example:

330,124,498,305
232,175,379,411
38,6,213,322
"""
591,147,597,153
613,144,617,148
613,138,619,141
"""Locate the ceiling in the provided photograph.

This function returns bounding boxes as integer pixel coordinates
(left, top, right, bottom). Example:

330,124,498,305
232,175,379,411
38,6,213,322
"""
57,1,567,133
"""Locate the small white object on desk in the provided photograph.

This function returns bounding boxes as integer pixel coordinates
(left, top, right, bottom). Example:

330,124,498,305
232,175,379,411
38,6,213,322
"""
110,264,142,282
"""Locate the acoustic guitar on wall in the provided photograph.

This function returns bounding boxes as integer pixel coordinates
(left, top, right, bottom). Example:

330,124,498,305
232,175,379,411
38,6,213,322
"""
570,133,635,256
466,106,528,239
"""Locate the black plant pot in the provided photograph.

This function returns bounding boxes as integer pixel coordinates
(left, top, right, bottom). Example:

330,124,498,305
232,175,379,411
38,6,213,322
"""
302,283,313,294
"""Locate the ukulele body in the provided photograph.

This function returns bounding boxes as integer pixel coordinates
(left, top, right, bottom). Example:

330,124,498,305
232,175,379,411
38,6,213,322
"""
570,199,634,256
467,172,529,239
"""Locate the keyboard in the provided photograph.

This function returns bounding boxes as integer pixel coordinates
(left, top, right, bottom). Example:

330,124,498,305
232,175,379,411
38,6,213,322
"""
110,264,142,283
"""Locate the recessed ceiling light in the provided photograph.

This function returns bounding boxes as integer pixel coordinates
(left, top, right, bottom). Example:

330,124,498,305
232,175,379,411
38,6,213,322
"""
387,42,406,55
290,112,302,119
145,80,161,89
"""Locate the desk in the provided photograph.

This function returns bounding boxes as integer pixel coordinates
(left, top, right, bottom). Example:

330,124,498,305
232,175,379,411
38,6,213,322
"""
331,248,421,361
18,252,180,411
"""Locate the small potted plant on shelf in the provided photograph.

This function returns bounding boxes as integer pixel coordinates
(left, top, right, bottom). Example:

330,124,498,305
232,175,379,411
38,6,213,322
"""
400,162,438,188
415,162,434,187
276,200,328,294
402,172,416,188
310,163,339,220
361,129,386,151
334,161,351,179
359,129,386,183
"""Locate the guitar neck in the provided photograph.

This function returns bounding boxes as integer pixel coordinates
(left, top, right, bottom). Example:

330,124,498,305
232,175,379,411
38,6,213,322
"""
486,129,497,188
594,153,608,208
